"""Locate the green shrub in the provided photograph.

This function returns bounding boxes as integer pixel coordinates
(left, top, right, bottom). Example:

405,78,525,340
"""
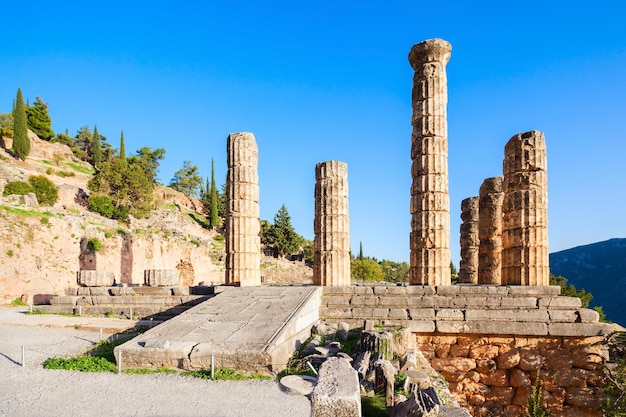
7,249,14,257
87,238,103,252
28,175,59,206
10,297,26,306
112,205,129,221
45,167,53,175
57,171,75,177
214,234,225,242
88,195,114,218
2,181,33,197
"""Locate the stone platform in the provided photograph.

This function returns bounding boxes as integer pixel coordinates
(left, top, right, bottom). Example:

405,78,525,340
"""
114,286,322,374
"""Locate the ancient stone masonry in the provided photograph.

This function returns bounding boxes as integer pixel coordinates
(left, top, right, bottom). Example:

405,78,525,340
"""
502,131,549,286
408,38,452,286
225,132,261,287
478,177,504,285
314,161,350,286
459,197,479,284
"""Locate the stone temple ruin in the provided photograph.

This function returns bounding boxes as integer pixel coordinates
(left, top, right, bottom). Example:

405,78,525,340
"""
42,38,612,417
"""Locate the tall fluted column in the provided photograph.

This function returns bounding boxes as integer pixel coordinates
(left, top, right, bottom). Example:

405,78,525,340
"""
459,196,479,284
225,132,261,287
314,161,350,286
478,177,504,285
502,131,549,286
408,38,452,285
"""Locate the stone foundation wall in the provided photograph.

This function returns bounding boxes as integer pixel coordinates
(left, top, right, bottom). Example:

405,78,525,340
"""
416,334,605,417
320,284,612,416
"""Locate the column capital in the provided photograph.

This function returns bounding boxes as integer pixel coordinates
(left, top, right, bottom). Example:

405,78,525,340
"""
408,38,452,69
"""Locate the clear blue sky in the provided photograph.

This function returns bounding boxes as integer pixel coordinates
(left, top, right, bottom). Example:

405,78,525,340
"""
2,1,625,265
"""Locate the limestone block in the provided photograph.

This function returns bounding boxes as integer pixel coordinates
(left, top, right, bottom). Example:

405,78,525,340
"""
436,309,464,320
437,321,548,336
311,357,361,417
465,309,549,322
548,309,578,322
577,308,600,323
50,296,79,306
538,297,582,309
503,297,538,308
388,309,409,320
408,308,436,319
507,286,560,296
77,270,115,287
378,297,409,307
405,321,436,333
144,269,180,287
548,323,613,337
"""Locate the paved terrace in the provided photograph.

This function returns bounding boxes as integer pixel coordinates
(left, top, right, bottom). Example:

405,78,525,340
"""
115,286,321,373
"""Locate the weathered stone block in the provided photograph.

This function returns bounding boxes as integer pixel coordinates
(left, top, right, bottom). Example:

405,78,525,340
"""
378,296,409,307
311,357,361,417
577,309,600,323
405,321,436,333
50,296,79,306
436,309,464,320
388,309,408,320
548,309,578,322
538,297,582,309
408,308,435,320
465,309,549,322
504,297,538,308
77,270,115,287
144,269,180,287
548,323,613,337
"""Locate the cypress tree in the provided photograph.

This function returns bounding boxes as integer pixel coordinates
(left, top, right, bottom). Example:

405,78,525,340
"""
210,159,219,228
92,125,102,168
119,131,126,164
12,88,30,160
359,241,364,260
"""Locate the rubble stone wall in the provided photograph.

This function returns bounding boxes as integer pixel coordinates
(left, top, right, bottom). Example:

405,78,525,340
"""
416,334,605,417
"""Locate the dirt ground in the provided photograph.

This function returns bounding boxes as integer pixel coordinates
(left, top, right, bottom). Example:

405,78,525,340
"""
0,307,312,417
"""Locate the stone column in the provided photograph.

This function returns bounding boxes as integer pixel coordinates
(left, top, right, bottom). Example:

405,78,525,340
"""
314,161,350,286
478,177,504,285
502,131,549,286
408,38,452,286
225,132,261,287
459,197,479,284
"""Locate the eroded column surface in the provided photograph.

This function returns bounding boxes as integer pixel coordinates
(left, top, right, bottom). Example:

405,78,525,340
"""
502,131,549,286
225,132,261,286
314,161,350,286
408,38,452,286
459,197,479,284
478,177,504,285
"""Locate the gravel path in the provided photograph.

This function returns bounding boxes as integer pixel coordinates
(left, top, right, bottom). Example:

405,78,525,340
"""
0,307,312,417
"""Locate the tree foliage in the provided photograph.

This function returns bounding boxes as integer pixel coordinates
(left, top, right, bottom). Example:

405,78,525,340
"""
88,139,164,219
28,175,58,206
12,88,30,160
209,159,219,228
2,181,33,196
0,112,13,138
263,205,304,258
169,160,202,197
25,96,54,141
604,333,626,416
351,258,384,282
380,260,410,283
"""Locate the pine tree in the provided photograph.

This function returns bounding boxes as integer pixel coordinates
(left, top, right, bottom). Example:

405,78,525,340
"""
266,205,303,258
25,96,54,141
92,125,102,168
12,88,30,160
210,159,219,228
169,161,202,197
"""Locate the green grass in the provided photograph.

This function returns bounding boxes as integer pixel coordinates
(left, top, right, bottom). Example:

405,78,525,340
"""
65,162,94,174
124,367,179,375
44,355,117,372
361,395,389,417
182,368,272,381
188,212,210,229
0,205,51,218
10,297,26,306
163,203,178,211
26,310,78,317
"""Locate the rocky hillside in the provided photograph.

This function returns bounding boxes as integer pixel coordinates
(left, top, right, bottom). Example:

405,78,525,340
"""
550,238,626,325
0,135,311,304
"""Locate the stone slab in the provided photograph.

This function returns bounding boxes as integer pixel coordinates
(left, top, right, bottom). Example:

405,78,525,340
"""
115,286,321,373
311,357,361,417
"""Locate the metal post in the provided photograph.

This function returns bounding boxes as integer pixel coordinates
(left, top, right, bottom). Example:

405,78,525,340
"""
29,303,33,313
129,307,133,321
21,346,25,367
211,354,215,380
79,305,82,316
99,328,103,341
117,350,122,374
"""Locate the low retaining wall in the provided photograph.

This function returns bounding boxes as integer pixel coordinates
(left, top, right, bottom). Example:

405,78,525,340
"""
321,284,613,417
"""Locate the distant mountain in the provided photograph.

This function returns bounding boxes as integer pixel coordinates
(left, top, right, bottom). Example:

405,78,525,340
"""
550,238,626,325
